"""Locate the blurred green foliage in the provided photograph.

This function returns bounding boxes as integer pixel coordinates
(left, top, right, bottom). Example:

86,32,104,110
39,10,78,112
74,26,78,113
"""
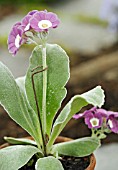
0,0,57,6
75,14,108,27
0,35,7,47
18,4,52,15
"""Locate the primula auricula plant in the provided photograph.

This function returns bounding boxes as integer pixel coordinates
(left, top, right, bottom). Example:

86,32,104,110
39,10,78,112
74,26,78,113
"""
0,9,117,170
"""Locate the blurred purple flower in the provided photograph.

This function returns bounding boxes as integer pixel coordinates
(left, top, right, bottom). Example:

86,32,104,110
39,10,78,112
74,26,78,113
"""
84,111,103,129
73,107,118,132
107,111,118,133
30,10,60,32
21,15,33,32
100,0,112,19
73,107,103,129
8,25,25,56
73,107,97,119
96,108,108,118
14,22,22,27
21,10,38,32
28,10,38,15
100,0,118,32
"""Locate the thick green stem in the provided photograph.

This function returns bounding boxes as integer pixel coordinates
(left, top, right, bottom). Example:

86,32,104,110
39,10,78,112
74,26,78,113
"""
39,31,48,155
91,129,97,138
42,43,47,142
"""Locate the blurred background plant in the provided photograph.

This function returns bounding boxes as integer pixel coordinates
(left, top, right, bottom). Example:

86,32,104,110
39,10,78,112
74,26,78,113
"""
0,0,61,6
100,0,118,35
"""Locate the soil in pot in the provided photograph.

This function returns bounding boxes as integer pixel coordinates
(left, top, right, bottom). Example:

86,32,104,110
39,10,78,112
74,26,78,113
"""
19,155,37,170
19,155,90,170
60,155,90,170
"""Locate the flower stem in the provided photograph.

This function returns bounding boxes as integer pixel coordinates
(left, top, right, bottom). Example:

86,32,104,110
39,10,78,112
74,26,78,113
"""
91,128,97,138
42,42,47,144
40,31,48,154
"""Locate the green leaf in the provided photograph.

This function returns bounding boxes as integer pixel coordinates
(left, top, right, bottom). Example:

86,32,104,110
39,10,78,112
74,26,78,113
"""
0,62,42,147
0,145,41,170
25,44,70,135
4,136,37,146
52,137,100,157
15,76,26,94
35,156,64,170
16,76,43,147
47,86,105,148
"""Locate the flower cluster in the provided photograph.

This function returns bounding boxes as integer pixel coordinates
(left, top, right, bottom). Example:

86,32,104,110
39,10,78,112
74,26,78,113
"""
100,0,118,33
73,107,118,138
8,10,60,56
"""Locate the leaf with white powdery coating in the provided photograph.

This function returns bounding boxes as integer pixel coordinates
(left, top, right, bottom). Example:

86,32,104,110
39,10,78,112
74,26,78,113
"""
0,62,41,146
4,136,37,146
48,86,105,148
16,76,42,146
0,145,41,170
25,44,70,135
35,156,64,170
52,137,100,157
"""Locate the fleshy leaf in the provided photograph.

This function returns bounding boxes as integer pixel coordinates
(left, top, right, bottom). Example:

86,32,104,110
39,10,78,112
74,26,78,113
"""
52,137,100,157
16,76,26,94
16,76,43,146
0,62,41,146
35,156,64,170
0,145,41,170
4,136,37,146
25,44,70,135
47,86,105,148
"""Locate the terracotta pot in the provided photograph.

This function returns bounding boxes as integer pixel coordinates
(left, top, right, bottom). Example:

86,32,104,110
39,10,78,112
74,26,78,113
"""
0,136,96,170
55,136,96,170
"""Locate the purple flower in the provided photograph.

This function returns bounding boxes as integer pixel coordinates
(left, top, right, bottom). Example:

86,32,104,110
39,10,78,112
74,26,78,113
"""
73,107,97,119
21,15,33,32
20,10,39,32
73,113,85,119
107,111,118,133
73,107,118,133
30,10,60,32
96,108,108,118
14,22,22,27
8,25,25,56
28,10,38,15
84,109,103,129
8,10,60,56
73,107,103,129
85,113,102,129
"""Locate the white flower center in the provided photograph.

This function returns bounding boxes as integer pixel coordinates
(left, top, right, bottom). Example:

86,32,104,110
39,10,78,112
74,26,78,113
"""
15,34,21,48
38,20,52,29
108,119,113,128
90,118,99,127
24,23,30,31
